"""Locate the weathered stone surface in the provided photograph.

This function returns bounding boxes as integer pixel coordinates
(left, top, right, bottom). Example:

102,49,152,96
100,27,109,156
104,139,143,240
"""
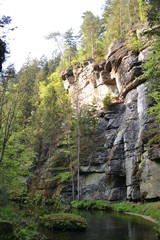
80,172,106,199
140,152,160,200
75,32,160,202
62,30,152,111
61,67,74,80
108,187,126,201
31,27,160,203
148,144,160,161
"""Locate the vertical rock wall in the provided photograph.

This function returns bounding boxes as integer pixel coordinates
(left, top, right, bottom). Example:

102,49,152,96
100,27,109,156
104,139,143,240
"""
62,31,160,201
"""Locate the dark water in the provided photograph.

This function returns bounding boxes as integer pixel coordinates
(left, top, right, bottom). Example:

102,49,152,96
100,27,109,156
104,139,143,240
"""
40,210,158,240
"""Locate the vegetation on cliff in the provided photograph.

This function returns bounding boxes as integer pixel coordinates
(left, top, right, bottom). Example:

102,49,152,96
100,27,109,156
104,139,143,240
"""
142,0,160,144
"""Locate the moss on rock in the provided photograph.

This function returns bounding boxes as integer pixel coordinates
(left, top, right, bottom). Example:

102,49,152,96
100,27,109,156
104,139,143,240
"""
40,213,87,231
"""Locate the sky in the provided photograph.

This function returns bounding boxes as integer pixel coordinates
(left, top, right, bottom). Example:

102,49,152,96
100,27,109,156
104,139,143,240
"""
0,0,105,71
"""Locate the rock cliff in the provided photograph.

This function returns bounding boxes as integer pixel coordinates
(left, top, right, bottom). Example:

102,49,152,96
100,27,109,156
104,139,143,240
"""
31,27,160,202
61,29,160,201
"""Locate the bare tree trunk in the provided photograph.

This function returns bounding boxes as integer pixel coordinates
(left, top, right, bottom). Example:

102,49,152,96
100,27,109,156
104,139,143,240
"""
69,149,75,200
91,30,94,59
54,37,63,56
120,0,123,36
77,120,80,200
0,139,7,164
0,97,17,165
127,0,132,26
76,82,80,201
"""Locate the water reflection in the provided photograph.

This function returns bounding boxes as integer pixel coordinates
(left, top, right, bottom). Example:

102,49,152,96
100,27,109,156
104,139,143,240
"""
40,210,158,240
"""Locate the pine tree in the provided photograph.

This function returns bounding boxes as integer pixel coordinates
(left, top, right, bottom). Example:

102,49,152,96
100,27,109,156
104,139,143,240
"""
80,11,101,59
63,28,78,66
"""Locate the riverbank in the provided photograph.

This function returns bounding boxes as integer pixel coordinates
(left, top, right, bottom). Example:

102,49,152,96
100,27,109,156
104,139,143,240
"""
0,199,159,239
71,200,160,235
124,212,158,224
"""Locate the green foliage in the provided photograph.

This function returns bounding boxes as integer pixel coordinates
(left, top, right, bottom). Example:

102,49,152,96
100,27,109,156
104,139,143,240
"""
138,0,147,21
46,171,71,184
63,28,78,66
112,201,160,222
147,0,160,35
70,102,98,168
103,88,113,110
0,204,39,240
130,31,142,51
45,196,64,210
0,129,36,200
102,0,138,45
31,71,71,160
79,104,98,136
0,16,12,71
17,58,39,120
71,200,111,210
72,46,87,65
141,1,160,144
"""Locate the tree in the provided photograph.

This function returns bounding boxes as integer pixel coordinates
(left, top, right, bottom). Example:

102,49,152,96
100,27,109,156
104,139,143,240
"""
17,58,39,121
80,11,101,59
48,51,61,75
0,128,36,200
147,0,160,35
31,71,71,161
62,134,75,200
0,65,18,164
45,32,63,56
101,0,147,52
63,28,78,66
0,65,36,201
0,16,12,71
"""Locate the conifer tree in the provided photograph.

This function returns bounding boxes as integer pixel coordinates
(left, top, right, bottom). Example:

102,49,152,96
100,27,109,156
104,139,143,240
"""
80,11,101,59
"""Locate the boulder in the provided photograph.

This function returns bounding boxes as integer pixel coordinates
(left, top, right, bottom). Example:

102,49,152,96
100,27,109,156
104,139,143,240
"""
40,213,87,231
0,220,13,236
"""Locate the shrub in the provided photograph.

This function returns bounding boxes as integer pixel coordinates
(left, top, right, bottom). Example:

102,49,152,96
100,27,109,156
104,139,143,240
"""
103,89,113,110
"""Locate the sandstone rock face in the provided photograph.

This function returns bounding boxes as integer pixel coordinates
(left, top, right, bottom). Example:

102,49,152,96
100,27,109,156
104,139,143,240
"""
61,58,119,109
32,29,159,202
61,31,160,201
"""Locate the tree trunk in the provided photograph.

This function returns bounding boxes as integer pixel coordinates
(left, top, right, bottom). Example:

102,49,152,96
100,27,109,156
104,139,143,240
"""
69,150,75,200
76,82,80,201
120,0,123,36
91,30,94,58
77,122,80,200
0,139,6,164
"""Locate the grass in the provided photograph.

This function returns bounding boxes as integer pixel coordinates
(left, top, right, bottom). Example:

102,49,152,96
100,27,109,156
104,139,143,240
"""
111,201,160,222
71,200,111,210
45,171,71,183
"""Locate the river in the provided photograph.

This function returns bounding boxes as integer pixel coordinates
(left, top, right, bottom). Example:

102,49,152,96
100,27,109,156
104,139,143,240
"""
40,210,158,240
